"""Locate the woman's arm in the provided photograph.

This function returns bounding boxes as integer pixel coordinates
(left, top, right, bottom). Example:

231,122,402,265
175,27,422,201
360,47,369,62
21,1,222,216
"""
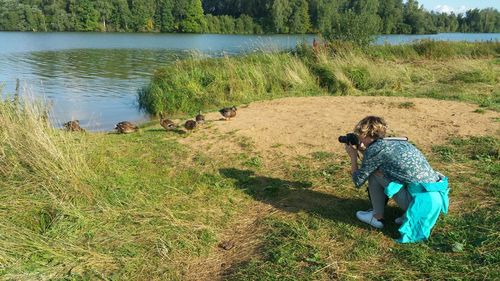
344,144,359,175
348,141,385,187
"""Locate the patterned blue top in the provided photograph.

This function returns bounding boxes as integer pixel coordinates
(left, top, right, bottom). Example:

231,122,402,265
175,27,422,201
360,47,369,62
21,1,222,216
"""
352,139,439,187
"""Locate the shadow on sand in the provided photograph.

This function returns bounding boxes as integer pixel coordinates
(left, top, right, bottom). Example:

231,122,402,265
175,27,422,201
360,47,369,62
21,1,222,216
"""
219,168,402,237
144,128,186,134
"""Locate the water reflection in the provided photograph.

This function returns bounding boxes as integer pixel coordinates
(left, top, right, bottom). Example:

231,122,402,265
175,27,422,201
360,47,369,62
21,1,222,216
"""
1,49,187,130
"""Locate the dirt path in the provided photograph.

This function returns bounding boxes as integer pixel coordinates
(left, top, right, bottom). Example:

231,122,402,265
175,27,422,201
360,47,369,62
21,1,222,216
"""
178,96,499,280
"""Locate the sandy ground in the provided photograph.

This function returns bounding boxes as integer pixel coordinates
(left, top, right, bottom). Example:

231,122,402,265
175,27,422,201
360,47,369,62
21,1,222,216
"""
179,96,499,280
180,96,499,158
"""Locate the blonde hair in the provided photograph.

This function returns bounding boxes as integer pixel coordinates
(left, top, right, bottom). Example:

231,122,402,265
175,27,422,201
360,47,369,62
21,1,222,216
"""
354,116,388,139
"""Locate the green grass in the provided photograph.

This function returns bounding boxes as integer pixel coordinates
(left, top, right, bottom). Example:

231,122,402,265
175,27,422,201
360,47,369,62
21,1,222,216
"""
221,137,499,280
1,98,499,279
138,52,323,115
366,39,500,60
139,41,500,115
451,69,497,84
0,100,248,279
2,41,500,280
228,217,326,281
397,101,416,109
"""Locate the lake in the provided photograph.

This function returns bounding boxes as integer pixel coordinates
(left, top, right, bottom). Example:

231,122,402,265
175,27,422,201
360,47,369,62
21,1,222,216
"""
1,32,499,131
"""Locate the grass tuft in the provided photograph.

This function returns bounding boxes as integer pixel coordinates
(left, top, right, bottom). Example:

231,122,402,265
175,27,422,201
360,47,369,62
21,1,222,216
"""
138,52,322,115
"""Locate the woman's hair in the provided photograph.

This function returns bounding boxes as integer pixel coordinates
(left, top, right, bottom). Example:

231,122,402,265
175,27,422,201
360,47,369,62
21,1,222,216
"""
354,116,388,139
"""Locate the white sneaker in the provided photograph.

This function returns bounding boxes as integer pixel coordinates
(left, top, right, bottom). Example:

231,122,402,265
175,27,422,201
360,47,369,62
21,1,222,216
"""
356,210,384,229
395,215,406,225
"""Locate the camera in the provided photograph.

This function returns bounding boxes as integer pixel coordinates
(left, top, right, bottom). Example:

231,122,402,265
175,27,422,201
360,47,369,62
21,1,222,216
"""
338,133,359,146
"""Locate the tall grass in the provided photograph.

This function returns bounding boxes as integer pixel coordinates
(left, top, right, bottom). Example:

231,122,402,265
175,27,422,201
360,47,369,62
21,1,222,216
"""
367,39,500,60
0,95,91,198
138,52,322,115
138,40,500,115
0,95,100,279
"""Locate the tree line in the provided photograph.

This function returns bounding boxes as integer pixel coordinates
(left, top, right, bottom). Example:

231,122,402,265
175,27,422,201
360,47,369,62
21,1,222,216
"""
0,0,499,38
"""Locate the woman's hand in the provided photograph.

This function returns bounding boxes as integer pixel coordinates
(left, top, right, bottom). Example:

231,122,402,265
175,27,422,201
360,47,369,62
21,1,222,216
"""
345,144,359,176
344,144,358,160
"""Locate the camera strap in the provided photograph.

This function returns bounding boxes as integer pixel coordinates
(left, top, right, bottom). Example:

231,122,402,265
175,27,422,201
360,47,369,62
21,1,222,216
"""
383,137,408,141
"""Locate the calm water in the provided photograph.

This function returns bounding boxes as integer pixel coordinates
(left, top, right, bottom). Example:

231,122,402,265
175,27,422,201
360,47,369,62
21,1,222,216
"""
375,32,500,45
0,32,314,130
0,32,499,131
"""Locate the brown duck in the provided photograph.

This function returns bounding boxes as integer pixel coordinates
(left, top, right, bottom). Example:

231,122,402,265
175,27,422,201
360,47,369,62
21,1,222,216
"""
195,111,205,124
160,112,176,131
184,120,197,131
115,121,138,134
63,120,85,132
219,106,237,121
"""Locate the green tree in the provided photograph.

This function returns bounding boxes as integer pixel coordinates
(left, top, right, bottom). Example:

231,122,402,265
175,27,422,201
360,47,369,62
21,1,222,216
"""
130,0,156,31
235,14,257,34
326,9,379,45
175,0,206,32
109,0,131,31
1,1,25,31
289,0,310,33
0,0,498,34
155,0,175,32
403,0,427,34
271,0,292,33
309,0,345,35
447,13,459,32
42,0,69,31
204,14,220,33
95,0,112,31
67,0,100,31
479,8,498,32
378,0,403,34
219,15,234,33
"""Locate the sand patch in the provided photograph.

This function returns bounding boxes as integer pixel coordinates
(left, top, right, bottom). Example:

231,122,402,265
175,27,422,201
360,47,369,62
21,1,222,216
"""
180,96,499,158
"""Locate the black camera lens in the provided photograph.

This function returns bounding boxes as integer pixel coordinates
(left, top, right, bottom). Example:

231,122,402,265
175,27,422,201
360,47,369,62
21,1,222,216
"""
338,133,359,146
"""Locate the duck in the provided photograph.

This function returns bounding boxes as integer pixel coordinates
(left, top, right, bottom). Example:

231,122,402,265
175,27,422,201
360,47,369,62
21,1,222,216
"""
63,120,85,132
219,106,237,121
159,112,176,131
184,119,197,131
195,111,205,124
115,121,138,134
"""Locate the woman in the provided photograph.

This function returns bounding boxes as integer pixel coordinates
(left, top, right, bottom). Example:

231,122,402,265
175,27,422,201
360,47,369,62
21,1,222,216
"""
344,116,449,243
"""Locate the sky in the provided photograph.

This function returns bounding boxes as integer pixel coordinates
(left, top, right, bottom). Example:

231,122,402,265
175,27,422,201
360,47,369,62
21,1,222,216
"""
415,0,500,14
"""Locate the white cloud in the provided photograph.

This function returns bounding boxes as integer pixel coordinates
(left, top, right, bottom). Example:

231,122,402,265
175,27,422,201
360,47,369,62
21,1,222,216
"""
434,5,454,14
433,4,469,14
457,5,468,14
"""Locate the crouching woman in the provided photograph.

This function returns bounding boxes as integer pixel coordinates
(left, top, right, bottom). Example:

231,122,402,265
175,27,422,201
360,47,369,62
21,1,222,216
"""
344,116,449,243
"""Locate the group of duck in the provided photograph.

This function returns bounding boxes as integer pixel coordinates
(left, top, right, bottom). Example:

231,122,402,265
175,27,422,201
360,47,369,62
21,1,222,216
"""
63,106,237,133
